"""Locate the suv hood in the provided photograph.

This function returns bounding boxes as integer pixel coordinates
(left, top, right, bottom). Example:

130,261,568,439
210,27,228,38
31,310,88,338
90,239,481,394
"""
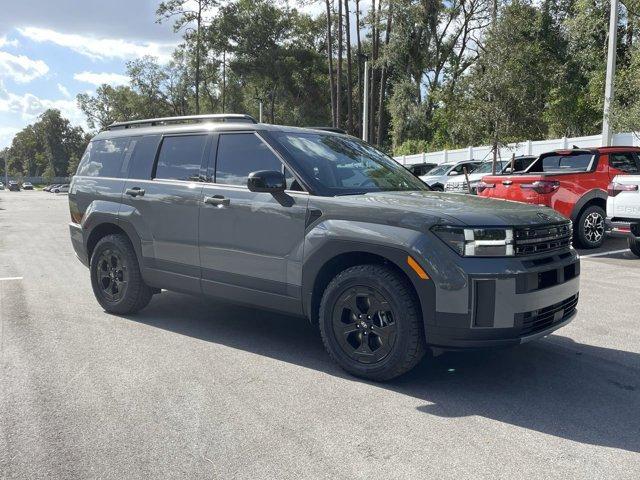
338,191,568,227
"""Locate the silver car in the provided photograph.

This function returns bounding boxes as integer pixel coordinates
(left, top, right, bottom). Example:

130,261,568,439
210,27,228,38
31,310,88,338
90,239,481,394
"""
419,160,481,190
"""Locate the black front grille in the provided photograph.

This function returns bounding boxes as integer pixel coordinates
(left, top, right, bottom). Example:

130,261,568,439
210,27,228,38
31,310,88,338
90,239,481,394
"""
520,294,579,336
514,222,573,256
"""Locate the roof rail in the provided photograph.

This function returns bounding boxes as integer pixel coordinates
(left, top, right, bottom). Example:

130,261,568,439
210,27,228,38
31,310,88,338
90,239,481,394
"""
106,114,258,130
310,126,347,134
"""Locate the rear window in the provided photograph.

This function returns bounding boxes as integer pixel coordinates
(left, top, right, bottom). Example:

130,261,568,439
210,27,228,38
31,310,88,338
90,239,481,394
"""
154,135,207,181
538,153,594,172
76,138,130,178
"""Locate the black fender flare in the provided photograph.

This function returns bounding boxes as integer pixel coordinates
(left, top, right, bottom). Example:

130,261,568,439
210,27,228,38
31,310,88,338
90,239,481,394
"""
570,189,607,223
83,212,144,267
301,239,436,328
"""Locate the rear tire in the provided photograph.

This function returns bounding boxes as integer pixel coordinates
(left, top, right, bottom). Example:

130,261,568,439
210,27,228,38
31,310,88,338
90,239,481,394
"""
90,234,153,314
575,205,606,249
629,237,640,258
318,264,426,381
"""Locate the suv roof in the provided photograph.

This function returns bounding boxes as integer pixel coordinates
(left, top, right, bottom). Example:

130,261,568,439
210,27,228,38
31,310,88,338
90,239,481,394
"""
94,115,346,142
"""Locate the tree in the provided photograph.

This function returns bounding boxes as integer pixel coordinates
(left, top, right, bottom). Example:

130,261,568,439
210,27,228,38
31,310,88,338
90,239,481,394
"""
439,0,557,154
5,109,88,177
325,0,337,126
157,0,218,114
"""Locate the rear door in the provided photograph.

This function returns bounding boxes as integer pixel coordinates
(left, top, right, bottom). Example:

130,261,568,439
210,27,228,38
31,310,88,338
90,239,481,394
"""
119,133,209,294
198,131,308,314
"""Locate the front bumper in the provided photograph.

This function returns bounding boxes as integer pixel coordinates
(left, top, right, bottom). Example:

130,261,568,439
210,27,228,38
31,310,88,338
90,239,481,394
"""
425,249,580,349
606,218,640,239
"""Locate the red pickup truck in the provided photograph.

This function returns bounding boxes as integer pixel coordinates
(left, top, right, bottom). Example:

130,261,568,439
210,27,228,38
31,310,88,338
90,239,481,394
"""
477,147,640,248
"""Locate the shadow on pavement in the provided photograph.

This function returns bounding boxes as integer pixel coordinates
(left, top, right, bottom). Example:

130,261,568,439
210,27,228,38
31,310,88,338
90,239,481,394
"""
126,291,640,453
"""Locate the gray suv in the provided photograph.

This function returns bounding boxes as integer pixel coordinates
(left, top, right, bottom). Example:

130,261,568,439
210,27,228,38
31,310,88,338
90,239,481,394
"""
69,114,580,381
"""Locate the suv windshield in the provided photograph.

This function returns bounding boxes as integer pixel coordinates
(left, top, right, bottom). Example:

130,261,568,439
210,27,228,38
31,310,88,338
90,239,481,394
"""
274,132,428,195
426,164,453,176
473,161,507,174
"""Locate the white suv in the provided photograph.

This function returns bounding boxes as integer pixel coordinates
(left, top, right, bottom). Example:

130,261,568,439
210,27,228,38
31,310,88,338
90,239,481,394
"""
607,175,640,257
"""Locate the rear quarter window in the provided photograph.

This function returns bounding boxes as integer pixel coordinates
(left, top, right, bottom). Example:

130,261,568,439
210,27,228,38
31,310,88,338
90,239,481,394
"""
76,138,130,177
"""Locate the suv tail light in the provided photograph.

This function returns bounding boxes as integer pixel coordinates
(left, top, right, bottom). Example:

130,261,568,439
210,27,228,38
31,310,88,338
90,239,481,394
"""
520,180,560,194
476,181,495,194
607,181,639,197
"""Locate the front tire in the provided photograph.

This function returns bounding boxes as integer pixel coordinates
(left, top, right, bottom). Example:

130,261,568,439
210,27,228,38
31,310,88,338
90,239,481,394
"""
629,237,640,258
90,234,153,314
318,264,426,381
575,205,606,249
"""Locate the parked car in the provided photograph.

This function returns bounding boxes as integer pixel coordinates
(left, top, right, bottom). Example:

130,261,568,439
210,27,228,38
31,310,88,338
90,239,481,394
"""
22,182,34,190
445,156,537,194
0,183,4,190
419,160,482,190
407,162,437,177
478,147,640,248
53,184,69,193
606,174,640,257
69,114,580,381
44,184,57,192
8,181,20,191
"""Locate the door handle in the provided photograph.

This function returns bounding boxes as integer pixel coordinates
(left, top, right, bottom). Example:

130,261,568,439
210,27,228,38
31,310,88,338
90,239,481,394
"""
204,195,230,206
125,187,145,197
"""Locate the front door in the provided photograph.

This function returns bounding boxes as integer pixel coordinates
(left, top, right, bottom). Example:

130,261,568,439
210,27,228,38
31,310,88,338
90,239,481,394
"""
198,132,308,314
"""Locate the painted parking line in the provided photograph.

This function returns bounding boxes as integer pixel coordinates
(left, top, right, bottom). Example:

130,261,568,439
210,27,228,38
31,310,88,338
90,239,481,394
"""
0,277,23,281
580,249,630,259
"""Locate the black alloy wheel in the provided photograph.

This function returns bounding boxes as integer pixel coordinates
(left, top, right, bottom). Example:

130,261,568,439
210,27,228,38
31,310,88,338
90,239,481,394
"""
332,286,397,364
90,234,154,314
96,249,128,302
319,264,426,381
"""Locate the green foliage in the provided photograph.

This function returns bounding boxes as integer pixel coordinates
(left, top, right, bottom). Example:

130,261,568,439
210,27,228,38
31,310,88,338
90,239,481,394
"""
394,139,431,156
60,0,640,158
5,109,89,177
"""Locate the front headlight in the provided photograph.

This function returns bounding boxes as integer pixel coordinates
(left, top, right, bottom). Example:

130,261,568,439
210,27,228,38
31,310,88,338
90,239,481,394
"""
432,226,515,257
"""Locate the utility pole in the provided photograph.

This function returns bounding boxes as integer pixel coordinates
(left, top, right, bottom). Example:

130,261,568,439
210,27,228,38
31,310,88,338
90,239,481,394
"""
3,156,7,188
258,100,263,123
362,59,369,142
602,0,619,147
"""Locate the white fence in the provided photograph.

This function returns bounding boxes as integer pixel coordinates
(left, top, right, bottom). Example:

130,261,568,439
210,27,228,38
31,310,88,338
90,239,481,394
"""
394,132,640,165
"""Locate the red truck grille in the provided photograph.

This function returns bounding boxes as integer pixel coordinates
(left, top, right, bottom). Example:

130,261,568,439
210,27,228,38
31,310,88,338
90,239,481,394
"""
514,222,573,256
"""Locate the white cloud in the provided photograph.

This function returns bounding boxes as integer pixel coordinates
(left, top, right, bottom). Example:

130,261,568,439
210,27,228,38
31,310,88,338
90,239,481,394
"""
0,80,86,128
18,27,175,62
73,71,129,87
0,126,20,149
0,36,19,48
57,83,71,97
0,51,49,83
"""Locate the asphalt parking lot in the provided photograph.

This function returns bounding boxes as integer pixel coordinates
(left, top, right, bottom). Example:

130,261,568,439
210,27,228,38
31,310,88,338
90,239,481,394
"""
1,191,639,479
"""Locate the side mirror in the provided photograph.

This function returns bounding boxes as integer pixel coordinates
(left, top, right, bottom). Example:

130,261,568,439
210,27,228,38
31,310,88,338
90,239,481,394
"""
448,170,460,176
247,170,286,193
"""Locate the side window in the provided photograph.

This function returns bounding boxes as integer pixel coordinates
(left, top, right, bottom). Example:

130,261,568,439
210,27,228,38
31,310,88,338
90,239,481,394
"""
155,135,206,181
215,133,284,186
76,138,129,177
609,153,639,173
128,135,161,180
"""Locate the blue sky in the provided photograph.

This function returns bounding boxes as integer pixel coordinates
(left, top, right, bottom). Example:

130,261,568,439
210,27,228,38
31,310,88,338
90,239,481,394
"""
0,0,181,148
0,0,362,149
